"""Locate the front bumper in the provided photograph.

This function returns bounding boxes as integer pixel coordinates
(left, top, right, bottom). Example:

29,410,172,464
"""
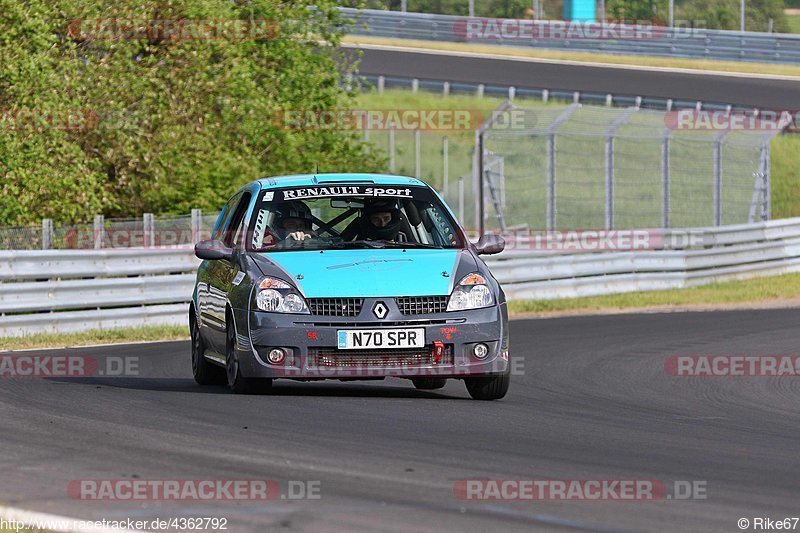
233,299,509,380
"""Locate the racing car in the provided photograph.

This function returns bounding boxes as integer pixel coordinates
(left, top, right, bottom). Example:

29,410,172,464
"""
190,174,510,400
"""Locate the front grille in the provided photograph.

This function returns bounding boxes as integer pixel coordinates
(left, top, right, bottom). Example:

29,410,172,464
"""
307,298,364,317
396,296,449,315
310,346,453,368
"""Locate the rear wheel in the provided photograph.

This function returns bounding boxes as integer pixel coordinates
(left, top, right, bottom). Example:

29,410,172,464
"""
412,377,447,390
465,372,510,401
191,312,225,386
226,318,272,394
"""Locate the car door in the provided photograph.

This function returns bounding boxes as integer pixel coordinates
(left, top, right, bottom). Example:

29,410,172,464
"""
205,191,252,352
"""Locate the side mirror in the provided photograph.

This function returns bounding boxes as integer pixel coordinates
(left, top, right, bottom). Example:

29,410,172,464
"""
195,239,234,261
475,234,505,256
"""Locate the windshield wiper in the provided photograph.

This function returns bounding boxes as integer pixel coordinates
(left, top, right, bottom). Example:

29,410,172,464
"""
328,240,386,249
382,242,443,249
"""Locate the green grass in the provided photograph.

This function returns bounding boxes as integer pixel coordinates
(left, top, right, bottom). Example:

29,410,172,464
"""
508,272,800,315
787,14,800,33
0,325,188,351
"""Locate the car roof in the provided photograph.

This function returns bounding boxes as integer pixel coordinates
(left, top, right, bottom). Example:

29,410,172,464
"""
253,173,430,190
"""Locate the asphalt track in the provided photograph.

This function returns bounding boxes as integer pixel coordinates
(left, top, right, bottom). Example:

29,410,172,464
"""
2,308,800,532
351,46,800,109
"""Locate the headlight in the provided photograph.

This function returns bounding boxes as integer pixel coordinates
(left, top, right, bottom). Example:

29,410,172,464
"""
447,273,494,311
255,277,310,314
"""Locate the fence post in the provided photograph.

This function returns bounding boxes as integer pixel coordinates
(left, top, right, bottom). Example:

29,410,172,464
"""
458,178,465,223
442,136,449,195
389,126,396,173
415,129,421,179
93,215,104,249
41,219,53,250
661,130,671,228
191,209,202,244
763,142,771,220
713,130,730,226
604,108,637,230
545,104,580,231
144,213,155,247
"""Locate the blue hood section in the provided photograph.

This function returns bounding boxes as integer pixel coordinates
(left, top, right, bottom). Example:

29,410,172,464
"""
263,249,461,297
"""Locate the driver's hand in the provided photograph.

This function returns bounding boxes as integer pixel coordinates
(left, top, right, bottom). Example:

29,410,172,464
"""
288,231,311,241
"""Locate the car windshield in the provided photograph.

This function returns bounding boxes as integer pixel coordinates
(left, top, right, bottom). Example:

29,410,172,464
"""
247,185,465,252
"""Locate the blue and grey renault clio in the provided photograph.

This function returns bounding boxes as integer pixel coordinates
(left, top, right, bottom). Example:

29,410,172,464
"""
190,174,509,400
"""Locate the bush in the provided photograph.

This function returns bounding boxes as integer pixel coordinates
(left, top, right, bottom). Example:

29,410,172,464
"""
0,0,384,225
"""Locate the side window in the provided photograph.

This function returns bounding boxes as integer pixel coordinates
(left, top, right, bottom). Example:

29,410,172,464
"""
225,192,252,248
212,194,240,241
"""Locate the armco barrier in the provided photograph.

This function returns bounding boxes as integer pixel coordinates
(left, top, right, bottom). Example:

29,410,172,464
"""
2,218,800,338
341,8,800,65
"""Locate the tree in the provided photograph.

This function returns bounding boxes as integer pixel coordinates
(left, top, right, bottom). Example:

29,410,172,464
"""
0,0,383,225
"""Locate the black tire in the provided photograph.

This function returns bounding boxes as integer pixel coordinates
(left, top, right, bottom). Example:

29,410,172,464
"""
191,312,225,386
465,372,510,401
225,318,272,394
412,377,447,390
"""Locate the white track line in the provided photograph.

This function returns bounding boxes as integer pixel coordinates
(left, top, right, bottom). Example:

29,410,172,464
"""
0,505,151,533
343,41,800,81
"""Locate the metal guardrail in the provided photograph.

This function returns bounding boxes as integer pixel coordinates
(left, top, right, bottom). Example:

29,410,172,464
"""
341,8,800,65
2,218,800,337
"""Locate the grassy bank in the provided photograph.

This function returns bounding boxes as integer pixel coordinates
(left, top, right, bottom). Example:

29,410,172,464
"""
0,325,188,351
508,273,800,315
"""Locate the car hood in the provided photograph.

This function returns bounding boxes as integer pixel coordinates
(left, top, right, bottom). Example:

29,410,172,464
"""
252,248,472,297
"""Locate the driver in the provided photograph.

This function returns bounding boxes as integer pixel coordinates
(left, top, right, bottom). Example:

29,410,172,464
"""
357,200,407,242
273,202,315,242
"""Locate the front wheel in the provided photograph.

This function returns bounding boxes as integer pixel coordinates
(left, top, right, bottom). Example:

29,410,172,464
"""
225,320,272,395
191,313,225,386
465,372,510,401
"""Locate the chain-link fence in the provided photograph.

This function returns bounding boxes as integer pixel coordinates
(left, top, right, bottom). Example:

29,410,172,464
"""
0,211,219,251
478,103,778,232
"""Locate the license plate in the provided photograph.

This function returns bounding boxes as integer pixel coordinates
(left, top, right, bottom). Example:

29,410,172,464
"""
337,328,425,350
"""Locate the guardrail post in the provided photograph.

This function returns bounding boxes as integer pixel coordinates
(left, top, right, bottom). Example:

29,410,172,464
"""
191,209,202,244
443,81,450,97
411,78,419,93
41,219,53,250
377,75,385,95
144,213,155,247
508,86,516,100
542,89,549,104
477,84,484,98
93,215,104,249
